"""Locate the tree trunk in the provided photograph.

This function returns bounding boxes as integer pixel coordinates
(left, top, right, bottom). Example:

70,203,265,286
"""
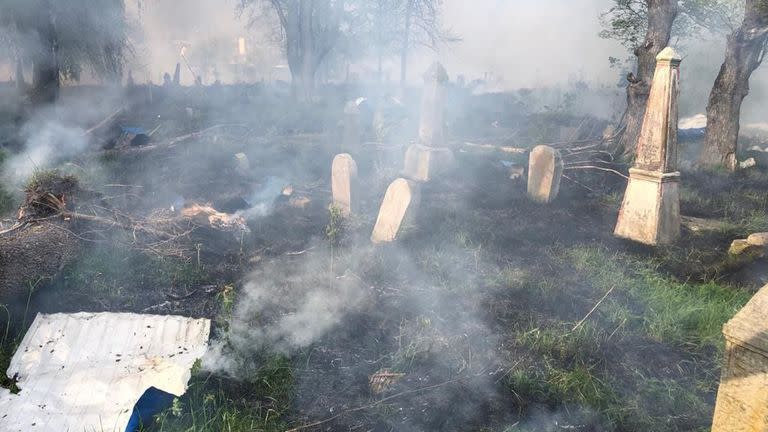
699,0,768,171
31,1,59,105
617,0,678,159
400,0,413,93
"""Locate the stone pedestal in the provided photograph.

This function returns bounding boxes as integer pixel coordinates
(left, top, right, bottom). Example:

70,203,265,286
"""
402,62,453,183
614,168,681,245
527,145,563,203
614,47,682,246
712,284,768,432
402,144,454,182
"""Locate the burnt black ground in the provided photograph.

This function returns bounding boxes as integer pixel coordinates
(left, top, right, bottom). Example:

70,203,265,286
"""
0,84,765,431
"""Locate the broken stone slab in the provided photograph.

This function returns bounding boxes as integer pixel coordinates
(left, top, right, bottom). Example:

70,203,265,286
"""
615,47,682,246
402,144,454,182
371,178,420,244
739,157,757,170
747,232,768,246
509,164,525,181
728,232,768,257
729,239,758,256
331,153,358,217
712,283,768,431
527,145,563,203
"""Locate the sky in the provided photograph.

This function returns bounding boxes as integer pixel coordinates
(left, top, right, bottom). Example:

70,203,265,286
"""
433,0,626,88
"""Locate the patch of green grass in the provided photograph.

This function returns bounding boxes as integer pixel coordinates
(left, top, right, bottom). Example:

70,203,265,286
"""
516,324,609,366
561,246,750,351
149,355,294,432
60,244,208,306
505,363,618,423
0,149,17,215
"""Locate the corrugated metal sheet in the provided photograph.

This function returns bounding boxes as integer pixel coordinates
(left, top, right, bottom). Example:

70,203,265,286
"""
0,312,210,432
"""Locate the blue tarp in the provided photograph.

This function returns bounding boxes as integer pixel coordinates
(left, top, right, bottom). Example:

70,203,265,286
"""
125,387,176,432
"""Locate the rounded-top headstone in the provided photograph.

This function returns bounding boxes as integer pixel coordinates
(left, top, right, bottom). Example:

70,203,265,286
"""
424,62,449,83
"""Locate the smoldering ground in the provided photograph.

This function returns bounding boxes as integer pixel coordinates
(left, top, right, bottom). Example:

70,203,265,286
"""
1,76,746,431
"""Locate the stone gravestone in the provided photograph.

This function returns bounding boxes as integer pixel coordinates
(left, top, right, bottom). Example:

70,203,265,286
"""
527,145,563,203
371,178,420,244
234,153,250,175
342,99,361,151
331,153,358,217
402,62,454,182
614,47,682,245
711,283,768,431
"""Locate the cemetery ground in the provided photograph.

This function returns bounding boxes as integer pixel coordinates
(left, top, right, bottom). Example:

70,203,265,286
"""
1,86,766,431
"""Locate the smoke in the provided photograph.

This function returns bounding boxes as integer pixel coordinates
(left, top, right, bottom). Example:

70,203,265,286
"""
2,87,125,185
4,117,87,182
202,244,374,372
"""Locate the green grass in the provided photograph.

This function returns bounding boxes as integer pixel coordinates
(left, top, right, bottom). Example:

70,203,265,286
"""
561,245,751,351
0,149,17,215
148,355,294,432
59,243,208,307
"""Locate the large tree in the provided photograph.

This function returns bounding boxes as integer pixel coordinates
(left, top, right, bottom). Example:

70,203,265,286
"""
600,0,742,158
601,0,679,158
0,0,128,105
241,0,345,101
699,0,768,170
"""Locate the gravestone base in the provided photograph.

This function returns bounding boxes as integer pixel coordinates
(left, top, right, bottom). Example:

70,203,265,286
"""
712,283,768,431
402,144,454,182
614,168,681,246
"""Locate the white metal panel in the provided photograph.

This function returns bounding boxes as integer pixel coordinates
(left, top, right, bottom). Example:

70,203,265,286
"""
0,312,211,432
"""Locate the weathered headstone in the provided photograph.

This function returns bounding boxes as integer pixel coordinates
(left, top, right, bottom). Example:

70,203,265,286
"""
371,178,420,244
402,62,454,182
527,145,563,203
343,100,362,151
614,47,682,245
331,153,358,217
712,283,768,431
234,153,250,174
173,63,181,86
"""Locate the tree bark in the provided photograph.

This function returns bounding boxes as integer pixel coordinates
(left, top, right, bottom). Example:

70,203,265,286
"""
400,0,413,92
699,0,768,171
617,0,678,159
30,0,59,105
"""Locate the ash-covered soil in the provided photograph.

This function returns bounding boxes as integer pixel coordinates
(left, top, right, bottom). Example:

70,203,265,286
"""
0,85,764,432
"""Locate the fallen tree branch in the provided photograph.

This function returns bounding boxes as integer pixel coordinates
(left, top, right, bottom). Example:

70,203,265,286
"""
83,108,123,136
571,285,615,332
563,166,629,180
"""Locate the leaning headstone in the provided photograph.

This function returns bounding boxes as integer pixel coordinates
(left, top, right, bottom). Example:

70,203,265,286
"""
712,284,768,431
402,62,454,182
614,47,682,245
331,153,358,217
371,178,420,244
527,145,563,203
